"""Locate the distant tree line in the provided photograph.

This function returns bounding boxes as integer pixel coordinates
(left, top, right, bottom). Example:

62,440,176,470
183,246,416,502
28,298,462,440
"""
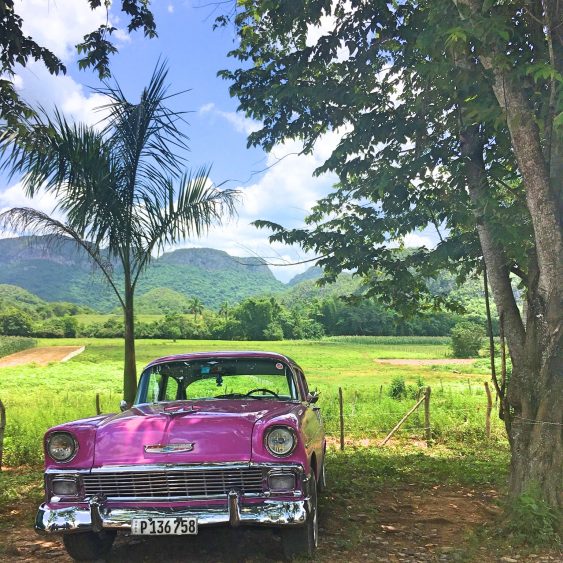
0,295,493,341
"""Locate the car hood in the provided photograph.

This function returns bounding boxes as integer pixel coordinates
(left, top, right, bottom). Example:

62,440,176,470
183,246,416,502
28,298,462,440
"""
92,400,296,467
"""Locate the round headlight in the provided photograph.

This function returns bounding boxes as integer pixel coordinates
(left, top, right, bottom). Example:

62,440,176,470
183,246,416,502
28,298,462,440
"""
265,427,296,457
47,432,77,462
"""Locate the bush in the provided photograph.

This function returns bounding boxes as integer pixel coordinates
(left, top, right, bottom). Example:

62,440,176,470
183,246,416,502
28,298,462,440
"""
504,483,561,545
0,308,33,336
450,321,483,358
388,376,407,400
0,336,37,358
263,322,284,341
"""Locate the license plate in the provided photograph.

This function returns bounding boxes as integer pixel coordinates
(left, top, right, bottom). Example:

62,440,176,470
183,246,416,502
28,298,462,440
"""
131,517,198,535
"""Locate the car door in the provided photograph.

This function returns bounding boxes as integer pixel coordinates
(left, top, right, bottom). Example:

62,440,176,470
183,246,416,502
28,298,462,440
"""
296,368,325,473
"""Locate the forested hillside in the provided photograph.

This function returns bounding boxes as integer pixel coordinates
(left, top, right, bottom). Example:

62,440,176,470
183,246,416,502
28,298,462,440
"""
0,236,283,310
0,239,504,340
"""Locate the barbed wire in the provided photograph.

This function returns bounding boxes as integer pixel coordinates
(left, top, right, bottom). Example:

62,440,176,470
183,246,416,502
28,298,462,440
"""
512,416,563,427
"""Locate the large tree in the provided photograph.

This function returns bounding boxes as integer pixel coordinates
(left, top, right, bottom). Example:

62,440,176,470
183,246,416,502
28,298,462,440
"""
220,0,562,511
0,0,156,128
0,64,237,403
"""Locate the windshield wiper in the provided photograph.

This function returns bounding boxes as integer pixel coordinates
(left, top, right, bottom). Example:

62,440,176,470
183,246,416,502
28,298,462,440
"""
213,393,261,399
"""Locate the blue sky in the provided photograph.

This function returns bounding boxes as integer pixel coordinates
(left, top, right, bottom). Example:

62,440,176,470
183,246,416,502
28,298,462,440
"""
0,1,435,282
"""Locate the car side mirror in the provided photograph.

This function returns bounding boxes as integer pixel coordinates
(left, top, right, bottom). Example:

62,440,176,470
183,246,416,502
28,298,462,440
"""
307,391,320,404
119,400,128,412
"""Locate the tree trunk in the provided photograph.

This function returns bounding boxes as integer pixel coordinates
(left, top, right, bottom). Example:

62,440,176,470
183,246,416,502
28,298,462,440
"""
507,297,562,509
460,125,562,510
0,399,5,471
123,281,137,405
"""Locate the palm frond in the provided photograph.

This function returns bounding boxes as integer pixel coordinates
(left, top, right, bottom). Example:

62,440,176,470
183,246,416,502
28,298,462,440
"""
131,167,239,285
0,207,125,307
95,61,190,202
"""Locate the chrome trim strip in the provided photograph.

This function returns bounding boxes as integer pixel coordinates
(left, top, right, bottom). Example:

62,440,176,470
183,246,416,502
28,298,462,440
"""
35,498,309,534
87,493,262,502
228,490,241,527
44,462,304,474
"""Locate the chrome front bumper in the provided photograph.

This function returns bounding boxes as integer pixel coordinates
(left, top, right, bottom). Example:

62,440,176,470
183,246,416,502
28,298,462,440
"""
35,491,309,534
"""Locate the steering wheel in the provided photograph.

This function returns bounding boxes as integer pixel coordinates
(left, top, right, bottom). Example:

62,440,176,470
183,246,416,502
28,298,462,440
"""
245,388,280,399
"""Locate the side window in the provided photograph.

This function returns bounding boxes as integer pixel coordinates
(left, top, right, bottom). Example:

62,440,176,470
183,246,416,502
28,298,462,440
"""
147,373,162,403
297,369,308,399
164,377,179,401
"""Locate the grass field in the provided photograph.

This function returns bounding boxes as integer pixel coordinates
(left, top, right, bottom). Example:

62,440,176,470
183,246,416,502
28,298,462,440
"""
0,337,504,467
2,337,559,560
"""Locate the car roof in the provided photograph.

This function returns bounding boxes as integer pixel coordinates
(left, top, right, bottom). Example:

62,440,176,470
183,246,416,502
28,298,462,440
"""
144,350,299,370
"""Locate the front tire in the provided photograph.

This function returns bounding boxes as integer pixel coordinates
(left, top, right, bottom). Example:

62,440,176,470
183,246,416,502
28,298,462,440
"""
62,530,116,561
317,458,327,493
281,473,318,560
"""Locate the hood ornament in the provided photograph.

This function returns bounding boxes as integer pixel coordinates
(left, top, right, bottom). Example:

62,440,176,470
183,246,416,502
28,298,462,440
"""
144,443,195,454
161,405,198,416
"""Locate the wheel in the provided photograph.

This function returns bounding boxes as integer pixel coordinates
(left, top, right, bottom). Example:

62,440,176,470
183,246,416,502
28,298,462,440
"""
62,530,116,561
317,458,327,493
281,473,318,560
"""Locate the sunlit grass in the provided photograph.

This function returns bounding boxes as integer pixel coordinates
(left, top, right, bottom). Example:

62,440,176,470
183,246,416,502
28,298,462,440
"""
0,337,502,466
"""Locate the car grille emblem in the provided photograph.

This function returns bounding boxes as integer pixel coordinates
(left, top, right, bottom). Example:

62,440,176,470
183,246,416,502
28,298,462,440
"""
144,443,195,454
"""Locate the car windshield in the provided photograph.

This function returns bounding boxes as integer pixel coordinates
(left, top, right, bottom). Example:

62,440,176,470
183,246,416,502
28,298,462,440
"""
135,358,299,404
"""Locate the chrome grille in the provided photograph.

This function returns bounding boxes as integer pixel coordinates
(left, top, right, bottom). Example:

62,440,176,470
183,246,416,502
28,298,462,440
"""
83,467,265,499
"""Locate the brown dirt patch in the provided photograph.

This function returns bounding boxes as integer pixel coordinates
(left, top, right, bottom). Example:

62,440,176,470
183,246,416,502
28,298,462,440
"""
0,346,85,367
376,358,477,366
2,485,560,562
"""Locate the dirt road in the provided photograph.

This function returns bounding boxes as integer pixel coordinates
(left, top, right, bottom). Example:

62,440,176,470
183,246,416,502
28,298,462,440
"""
0,346,85,367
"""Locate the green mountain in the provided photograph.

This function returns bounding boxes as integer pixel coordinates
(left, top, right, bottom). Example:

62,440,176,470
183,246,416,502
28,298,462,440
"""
134,288,194,314
0,284,49,315
286,266,323,286
0,236,284,312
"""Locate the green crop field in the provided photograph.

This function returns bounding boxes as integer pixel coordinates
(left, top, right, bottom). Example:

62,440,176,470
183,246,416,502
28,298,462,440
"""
0,337,505,467
6,338,555,561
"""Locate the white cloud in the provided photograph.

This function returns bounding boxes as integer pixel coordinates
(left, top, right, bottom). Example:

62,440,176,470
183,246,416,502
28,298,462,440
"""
0,181,64,239
171,133,342,282
403,232,434,248
199,103,260,136
14,62,109,127
167,4,175,14
15,0,110,63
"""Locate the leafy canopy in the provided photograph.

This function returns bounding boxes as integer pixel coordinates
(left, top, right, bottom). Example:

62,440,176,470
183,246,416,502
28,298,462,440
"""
0,0,156,128
219,0,557,313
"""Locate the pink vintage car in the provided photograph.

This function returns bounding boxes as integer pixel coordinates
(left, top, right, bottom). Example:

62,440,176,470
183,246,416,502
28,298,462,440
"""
35,351,326,560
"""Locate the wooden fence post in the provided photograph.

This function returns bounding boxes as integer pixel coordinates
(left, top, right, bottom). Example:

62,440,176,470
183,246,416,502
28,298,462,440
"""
484,382,492,437
424,386,432,445
0,400,5,471
95,393,101,415
338,387,345,451
380,394,426,446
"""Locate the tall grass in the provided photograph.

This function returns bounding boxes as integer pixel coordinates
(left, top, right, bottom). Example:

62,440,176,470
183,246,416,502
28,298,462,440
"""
322,336,451,345
0,337,503,466
0,336,37,358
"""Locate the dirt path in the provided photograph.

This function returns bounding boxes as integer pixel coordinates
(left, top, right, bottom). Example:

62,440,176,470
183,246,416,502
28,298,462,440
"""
2,485,559,562
376,358,477,366
0,346,85,367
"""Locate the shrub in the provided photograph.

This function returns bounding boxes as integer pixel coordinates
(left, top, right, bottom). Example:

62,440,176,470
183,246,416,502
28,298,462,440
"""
450,321,484,358
263,322,284,341
0,308,33,336
0,336,37,358
388,376,407,400
504,483,560,545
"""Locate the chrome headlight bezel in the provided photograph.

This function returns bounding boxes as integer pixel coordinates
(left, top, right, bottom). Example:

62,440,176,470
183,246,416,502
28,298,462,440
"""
264,426,297,457
46,432,78,463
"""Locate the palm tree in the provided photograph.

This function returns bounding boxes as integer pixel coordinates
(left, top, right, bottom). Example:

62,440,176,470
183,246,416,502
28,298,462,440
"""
0,64,237,404
188,297,204,321
219,301,231,319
